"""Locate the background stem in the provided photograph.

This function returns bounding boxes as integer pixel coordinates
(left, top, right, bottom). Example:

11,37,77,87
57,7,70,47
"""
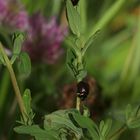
89,0,126,36
0,69,10,111
109,125,127,140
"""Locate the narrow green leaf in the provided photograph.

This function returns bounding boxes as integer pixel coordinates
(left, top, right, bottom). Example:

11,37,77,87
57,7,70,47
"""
18,52,31,78
66,0,81,37
82,30,100,55
125,104,132,121
135,105,140,117
0,43,5,65
72,113,100,140
102,119,112,137
23,89,31,114
77,0,87,33
83,105,90,117
11,33,24,64
99,120,105,133
76,70,87,82
13,33,24,54
127,117,140,129
66,48,78,76
65,36,80,53
0,53,4,64
22,89,34,125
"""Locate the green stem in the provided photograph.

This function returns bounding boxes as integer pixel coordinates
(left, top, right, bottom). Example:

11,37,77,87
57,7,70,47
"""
89,0,126,36
76,55,84,111
76,97,80,111
78,0,87,33
0,43,26,121
109,125,127,140
0,69,10,111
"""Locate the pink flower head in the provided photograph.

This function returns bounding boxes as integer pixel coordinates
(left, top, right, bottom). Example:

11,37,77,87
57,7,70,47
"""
23,13,67,64
13,10,29,31
0,0,8,22
0,0,29,31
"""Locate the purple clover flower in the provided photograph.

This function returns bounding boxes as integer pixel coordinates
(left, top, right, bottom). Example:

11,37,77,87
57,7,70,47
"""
23,13,67,64
0,0,67,64
0,0,29,31
11,10,29,31
0,0,8,22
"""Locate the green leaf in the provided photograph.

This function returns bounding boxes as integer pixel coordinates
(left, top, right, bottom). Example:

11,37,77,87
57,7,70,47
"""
67,49,86,80
102,119,112,138
23,89,32,115
125,104,132,121
18,52,31,78
44,109,83,139
65,36,81,53
22,89,34,125
82,30,100,55
72,113,100,140
11,32,24,64
66,0,81,37
83,105,90,117
76,69,87,82
135,105,140,117
127,117,140,129
125,104,140,129
99,120,105,134
67,48,78,77
0,52,4,65
0,43,5,65
14,125,57,140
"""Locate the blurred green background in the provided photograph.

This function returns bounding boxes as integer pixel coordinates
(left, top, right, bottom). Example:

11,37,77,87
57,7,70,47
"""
0,0,140,139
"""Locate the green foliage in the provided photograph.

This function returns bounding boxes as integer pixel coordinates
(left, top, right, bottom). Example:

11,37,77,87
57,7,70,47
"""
82,30,100,56
44,109,83,140
72,112,100,140
11,32,25,64
66,0,101,81
15,109,83,140
14,125,57,140
99,119,112,140
83,105,90,117
125,104,140,129
17,52,31,78
66,0,81,37
22,89,35,125
16,89,35,126
67,48,87,81
14,109,113,140
0,50,4,65
120,17,140,94
1,0,140,140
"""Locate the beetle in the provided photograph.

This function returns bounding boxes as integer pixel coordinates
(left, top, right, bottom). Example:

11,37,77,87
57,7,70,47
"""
71,0,79,6
76,81,89,101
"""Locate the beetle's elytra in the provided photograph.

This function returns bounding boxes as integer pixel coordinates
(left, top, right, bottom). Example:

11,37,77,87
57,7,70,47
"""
77,81,89,101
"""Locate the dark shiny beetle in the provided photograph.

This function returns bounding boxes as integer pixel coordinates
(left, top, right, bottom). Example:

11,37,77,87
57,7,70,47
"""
71,0,79,6
77,81,89,101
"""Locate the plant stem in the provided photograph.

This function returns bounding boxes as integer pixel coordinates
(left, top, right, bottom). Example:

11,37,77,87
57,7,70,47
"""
0,43,26,121
0,69,10,110
76,55,84,111
76,97,80,111
109,125,127,140
89,0,126,36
